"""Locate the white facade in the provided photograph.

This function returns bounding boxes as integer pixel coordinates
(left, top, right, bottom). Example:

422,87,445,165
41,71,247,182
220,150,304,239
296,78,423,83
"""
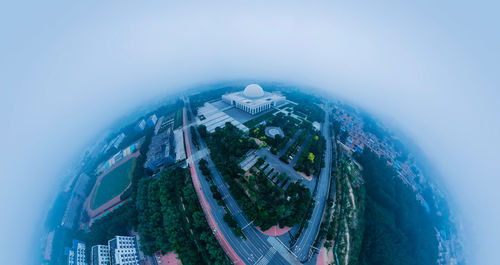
134,119,146,132
112,133,126,149
222,84,286,115
108,236,140,265
147,114,158,127
173,128,186,161
75,242,87,265
67,250,75,265
91,245,110,265
66,240,87,265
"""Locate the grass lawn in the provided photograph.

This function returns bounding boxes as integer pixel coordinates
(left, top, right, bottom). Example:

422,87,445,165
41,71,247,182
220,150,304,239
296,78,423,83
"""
243,110,277,128
173,109,183,129
90,157,136,210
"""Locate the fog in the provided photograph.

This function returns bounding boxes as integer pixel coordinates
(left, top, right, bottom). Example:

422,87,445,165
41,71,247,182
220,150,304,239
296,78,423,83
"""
1,1,499,264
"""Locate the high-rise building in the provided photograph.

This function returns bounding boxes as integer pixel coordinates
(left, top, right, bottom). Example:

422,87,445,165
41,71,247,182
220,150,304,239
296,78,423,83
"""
65,240,87,265
91,245,110,265
108,236,140,265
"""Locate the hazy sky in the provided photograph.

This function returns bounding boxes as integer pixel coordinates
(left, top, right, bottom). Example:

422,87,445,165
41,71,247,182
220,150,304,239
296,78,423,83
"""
1,1,499,264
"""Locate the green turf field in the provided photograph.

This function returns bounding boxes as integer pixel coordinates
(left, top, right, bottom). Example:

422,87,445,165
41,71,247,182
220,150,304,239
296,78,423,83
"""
90,157,136,210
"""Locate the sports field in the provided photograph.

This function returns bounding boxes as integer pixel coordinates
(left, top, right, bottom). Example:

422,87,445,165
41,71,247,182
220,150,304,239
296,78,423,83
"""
90,157,136,210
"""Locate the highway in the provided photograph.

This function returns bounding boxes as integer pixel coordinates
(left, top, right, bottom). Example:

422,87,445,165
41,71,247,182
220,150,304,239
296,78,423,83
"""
291,105,333,263
184,98,294,265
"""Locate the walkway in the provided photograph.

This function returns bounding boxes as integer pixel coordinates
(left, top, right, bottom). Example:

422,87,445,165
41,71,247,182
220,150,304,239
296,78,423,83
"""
292,105,333,262
185,97,294,265
183,107,243,264
255,148,315,190
277,129,303,158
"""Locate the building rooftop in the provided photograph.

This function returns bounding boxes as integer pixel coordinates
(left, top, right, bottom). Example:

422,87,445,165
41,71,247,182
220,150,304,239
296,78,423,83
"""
243,84,265,98
223,90,284,107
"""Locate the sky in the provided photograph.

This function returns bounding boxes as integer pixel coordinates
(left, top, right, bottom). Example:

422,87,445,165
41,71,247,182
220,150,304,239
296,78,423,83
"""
1,1,499,264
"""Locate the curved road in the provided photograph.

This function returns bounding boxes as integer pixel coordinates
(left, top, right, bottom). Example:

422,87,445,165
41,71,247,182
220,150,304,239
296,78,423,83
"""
292,105,333,263
184,99,295,265
184,97,333,265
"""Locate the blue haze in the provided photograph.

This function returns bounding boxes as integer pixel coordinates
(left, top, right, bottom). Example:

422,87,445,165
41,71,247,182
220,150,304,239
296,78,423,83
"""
0,1,499,265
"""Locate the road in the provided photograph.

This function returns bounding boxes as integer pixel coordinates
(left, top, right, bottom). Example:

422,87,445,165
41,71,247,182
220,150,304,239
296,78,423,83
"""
277,129,303,158
289,136,311,167
184,97,334,265
291,105,333,263
184,98,294,265
255,147,315,191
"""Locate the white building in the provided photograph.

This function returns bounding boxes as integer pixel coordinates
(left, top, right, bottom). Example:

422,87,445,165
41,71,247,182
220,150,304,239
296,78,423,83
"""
173,128,186,162
112,133,126,149
134,119,146,132
147,114,158,127
91,245,110,265
66,240,87,265
222,84,286,115
108,236,140,265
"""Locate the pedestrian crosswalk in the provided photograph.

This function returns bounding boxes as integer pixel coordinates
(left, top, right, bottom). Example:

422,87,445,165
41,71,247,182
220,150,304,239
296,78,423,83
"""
267,237,302,265
186,148,209,163
255,247,276,265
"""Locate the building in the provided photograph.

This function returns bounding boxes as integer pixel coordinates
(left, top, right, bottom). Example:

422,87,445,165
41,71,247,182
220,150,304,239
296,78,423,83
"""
65,240,87,265
147,114,158,127
222,84,286,115
101,133,126,154
90,235,140,265
112,133,126,149
91,245,110,265
108,236,140,265
61,173,90,229
173,128,186,162
153,116,165,135
95,139,143,175
145,128,174,171
196,102,248,133
134,119,146,132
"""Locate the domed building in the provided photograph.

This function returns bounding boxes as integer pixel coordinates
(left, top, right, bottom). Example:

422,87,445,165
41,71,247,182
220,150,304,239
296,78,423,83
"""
222,84,286,115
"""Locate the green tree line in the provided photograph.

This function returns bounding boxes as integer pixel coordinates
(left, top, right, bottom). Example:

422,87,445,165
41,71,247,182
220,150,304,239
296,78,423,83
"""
354,150,438,265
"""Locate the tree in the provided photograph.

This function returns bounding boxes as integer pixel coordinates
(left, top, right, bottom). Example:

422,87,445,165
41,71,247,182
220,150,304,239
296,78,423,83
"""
355,150,438,265
198,125,207,139
307,152,315,163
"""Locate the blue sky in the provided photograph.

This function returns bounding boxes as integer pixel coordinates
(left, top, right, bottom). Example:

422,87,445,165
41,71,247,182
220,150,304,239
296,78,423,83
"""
1,1,499,264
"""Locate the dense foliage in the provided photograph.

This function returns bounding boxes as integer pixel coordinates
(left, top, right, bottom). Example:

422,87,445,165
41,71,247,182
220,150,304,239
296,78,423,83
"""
78,201,138,247
202,122,312,230
355,150,438,265
280,129,308,163
294,132,326,176
248,112,303,154
173,108,184,129
283,91,325,122
190,126,200,149
136,167,229,265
